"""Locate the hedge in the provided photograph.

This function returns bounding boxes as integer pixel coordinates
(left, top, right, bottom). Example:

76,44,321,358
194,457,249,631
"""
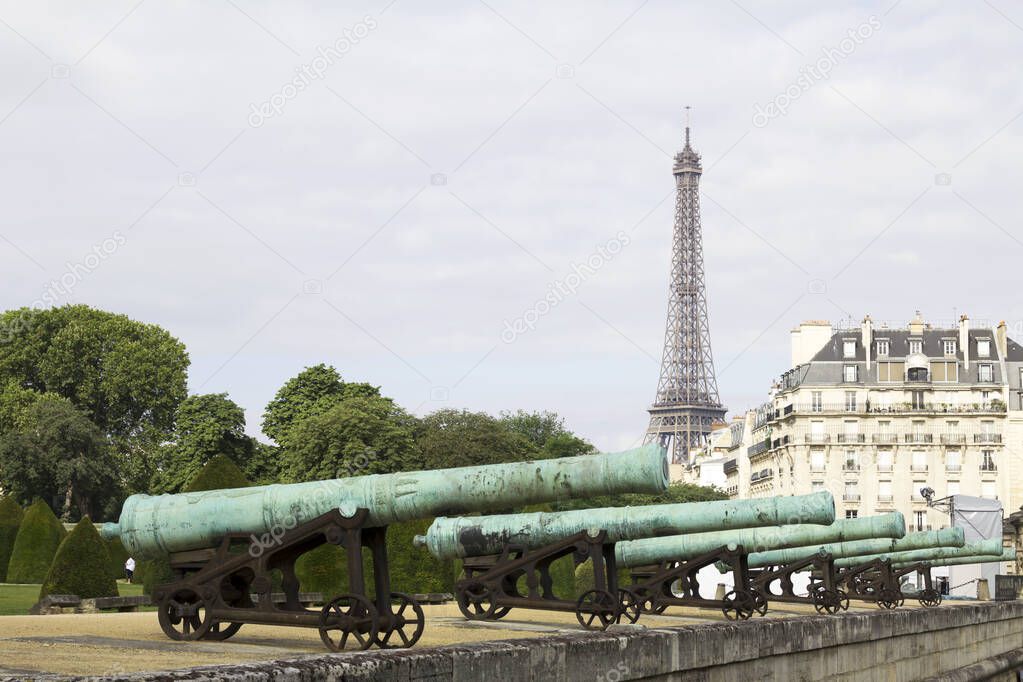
39,517,118,599
182,454,251,492
0,496,24,582
6,499,66,583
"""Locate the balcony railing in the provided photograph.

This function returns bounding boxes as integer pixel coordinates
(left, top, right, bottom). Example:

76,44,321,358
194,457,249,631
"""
975,434,1003,444
843,493,861,502
909,524,933,532
792,430,1003,444
872,433,899,444
877,495,894,504
877,464,893,472
748,440,771,457
804,434,831,444
910,464,929,472
904,434,934,444
843,463,860,472
837,433,866,443
980,463,998,473
772,402,1007,419
945,464,962,472
940,434,967,444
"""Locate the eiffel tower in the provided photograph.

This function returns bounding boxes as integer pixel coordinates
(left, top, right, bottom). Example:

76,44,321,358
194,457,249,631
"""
643,114,726,464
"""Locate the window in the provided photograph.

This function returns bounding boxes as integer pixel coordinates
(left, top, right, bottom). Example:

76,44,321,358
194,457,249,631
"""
912,391,926,409
844,365,858,382
811,391,823,412
978,339,991,357
946,449,961,469
845,510,859,519
877,449,893,471
811,480,824,491
931,361,957,383
878,481,892,497
979,364,993,382
844,450,859,470
943,340,957,356
877,339,890,357
981,450,996,471
907,366,929,382
912,450,927,471
878,362,904,383
810,449,825,470
844,481,859,501
844,339,857,358
844,391,857,411
909,339,922,354
915,511,926,531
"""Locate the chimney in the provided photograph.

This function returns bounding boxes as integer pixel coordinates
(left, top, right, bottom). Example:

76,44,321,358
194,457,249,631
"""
959,315,970,370
997,320,1008,358
909,310,925,336
861,315,873,370
791,320,833,367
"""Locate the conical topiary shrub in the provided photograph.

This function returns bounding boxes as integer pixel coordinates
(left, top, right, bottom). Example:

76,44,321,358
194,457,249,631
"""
104,537,130,582
6,499,66,584
182,454,251,492
40,517,117,599
0,496,24,582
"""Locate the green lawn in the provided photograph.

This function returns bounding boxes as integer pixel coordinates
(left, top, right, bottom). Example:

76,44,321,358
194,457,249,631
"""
0,581,145,616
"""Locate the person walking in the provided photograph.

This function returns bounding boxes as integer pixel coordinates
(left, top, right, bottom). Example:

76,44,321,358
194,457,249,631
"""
124,556,136,583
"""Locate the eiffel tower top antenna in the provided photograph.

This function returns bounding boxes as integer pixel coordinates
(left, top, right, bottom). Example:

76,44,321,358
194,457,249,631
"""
684,106,691,146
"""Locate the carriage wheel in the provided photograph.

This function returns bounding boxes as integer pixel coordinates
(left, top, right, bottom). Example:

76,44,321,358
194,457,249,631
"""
631,586,667,615
918,588,942,607
876,588,899,610
201,621,243,641
751,590,769,617
318,594,379,651
158,587,213,641
722,590,756,621
835,589,850,611
456,581,501,620
575,589,618,631
812,589,843,615
617,589,641,624
374,593,425,649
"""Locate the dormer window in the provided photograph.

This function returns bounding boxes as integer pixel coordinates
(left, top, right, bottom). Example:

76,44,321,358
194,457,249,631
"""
943,339,957,356
843,339,857,358
909,339,922,354
876,339,890,356
978,339,991,358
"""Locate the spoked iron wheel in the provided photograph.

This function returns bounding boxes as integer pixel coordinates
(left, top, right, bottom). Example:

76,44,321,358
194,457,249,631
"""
318,593,379,651
158,588,213,641
721,590,756,621
575,589,619,631
631,586,667,615
751,590,769,617
918,588,942,608
876,588,900,610
374,593,425,649
456,581,500,621
835,589,850,611
201,621,243,641
617,588,641,624
812,589,843,615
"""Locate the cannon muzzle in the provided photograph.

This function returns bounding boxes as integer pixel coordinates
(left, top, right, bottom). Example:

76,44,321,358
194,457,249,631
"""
416,490,835,560
100,444,669,559
615,512,904,568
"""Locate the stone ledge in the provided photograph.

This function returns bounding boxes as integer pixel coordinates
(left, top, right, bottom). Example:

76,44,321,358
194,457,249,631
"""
9,602,1023,681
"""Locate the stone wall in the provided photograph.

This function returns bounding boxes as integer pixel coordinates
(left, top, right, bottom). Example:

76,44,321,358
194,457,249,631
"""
93,602,1023,682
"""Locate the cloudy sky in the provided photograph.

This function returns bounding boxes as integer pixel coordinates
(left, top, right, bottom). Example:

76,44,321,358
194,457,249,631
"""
2,1,1022,451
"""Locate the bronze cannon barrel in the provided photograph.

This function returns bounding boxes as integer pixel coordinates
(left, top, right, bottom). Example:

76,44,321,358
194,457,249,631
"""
100,444,670,559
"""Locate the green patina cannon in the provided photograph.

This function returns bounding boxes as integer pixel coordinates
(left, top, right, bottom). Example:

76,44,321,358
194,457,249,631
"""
611,513,905,616
419,492,837,624
98,445,669,650
830,535,993,609
892,548,1015,569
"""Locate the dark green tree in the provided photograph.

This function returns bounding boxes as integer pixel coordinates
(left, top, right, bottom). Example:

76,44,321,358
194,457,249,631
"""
0,305,189,438
153,393,255,492
282,395,417,481
263,364,346,446
415,409,535,469
0,399,119,520
552,482,728,512
0,496,24,582
6,498,66,583
182,454,251,493
39,517,117,600
499,410,595,459
243,441,283,485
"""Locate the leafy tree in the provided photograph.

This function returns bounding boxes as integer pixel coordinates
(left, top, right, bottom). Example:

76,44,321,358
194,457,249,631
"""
6,498,66,583
40,517,117,600
182,454,251,493
104,536,130,582
0,496,24,582
0,305,189,438
415,409,536,470
243,441,283,485
499,410,595,459
263,365,348,446
282,395,417,481
0,399,119,520
551,482,728,512
153,394,255,492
